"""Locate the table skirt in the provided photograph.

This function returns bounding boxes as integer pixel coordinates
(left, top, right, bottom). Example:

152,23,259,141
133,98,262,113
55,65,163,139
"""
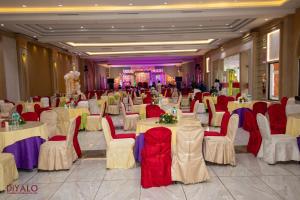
3,136,45,170
134,133,145,162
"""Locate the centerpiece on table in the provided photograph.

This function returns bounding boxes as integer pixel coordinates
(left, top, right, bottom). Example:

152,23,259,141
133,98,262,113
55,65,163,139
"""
158,113,177,124
238,95,248,103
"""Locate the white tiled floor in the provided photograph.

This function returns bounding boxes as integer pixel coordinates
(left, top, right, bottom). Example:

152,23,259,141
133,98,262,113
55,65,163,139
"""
1,113,299,200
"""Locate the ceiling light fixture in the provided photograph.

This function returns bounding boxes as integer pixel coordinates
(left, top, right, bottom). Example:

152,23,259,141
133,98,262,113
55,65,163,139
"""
58,4,63,7
164,2,168,5
111,25,115,28
94,4,98,6
86,49,198,55
67,39,214,47
0,24,4,27
80,26,84,29
22,5,27,8
129,3,133,6
264,18,269,21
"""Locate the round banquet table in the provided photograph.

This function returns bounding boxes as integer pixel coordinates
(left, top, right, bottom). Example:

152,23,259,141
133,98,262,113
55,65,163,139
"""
227,101,252,113
286,114,300,137
22,102,41,112
0,122,49,169
135,118,202,162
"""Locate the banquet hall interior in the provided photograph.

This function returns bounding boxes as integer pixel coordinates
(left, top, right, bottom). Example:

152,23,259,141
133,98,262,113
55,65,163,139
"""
1,0,300,199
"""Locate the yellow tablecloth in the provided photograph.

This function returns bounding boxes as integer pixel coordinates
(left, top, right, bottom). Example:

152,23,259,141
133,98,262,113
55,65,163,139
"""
0,122,48,152
68,108,90,118
203,96,217,108
23,102,41,112
286,114,300,137
227,101,252,113
136,118,202,150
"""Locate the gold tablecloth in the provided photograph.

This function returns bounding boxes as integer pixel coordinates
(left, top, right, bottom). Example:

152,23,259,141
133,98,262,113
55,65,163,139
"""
23,102,41,112
0,122,48,152
227,101,252,113
203,96,217,108
136,118,202,150
68,108,90,118
286,114,300,137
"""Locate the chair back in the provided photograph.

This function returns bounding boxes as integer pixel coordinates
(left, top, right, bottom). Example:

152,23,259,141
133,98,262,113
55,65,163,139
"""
267,104,287,134
0,103,14,114
144,127,171,147
206,99,212,126
193,100,200,114
40,97,50,108
190,99,196,112
74,116,81,141
101,117,113,145
105,115,116,138
257,113,271,140
208,99,216,114
253,101,268,116
226,114,239,141
40,110,59,137
146,105,165,118
236,93,241,100
21,112,39,121
88,99,100,114
100,102,107,116
216,95,228,110
16,104,23,115
66,118,77,149
281,96,288,108
243,110,259,132
77,100,89,109
219,112,231,136
121,102,127,118
202,92,210,98
175,126,203,159
194,92,202,102
55,98,60,107
227,96,235,102
129,96,134,107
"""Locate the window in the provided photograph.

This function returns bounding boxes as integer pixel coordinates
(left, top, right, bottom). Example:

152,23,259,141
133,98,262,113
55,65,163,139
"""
267,29,280,100
269,62,279,100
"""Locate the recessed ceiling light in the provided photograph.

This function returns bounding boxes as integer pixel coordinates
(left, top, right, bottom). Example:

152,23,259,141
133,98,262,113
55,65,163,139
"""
225,23,229,26
265,18,269,21
94,4,98,6
199,24,203,27
164,2,168,5
22,5,27,8
129,3,133,6
111,26,115,28
0,24,4,27
141,25,144,28
58,4,63,7
80,26,84,29
48,27,52,29
171,25,175,28
86,49,198,55
239,30,244,33
33,35,37,38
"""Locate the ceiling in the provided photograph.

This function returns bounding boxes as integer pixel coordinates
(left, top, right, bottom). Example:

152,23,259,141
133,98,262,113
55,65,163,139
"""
0,0,299,66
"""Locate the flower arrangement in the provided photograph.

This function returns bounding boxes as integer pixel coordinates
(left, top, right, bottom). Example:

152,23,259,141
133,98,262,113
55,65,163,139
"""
158,113,177,124
238,95,248,103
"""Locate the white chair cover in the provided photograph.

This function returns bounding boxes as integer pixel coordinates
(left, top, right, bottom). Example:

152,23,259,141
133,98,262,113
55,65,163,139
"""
86,101,106,131
102,118,135,169
203,114,239,166
40,97,50,108
0,153,19,191
172,126,209,184
209,99,225,127
180,100,200,119
121,103,139,130
40,110,59,138
0,103,14,117
38,118,78,170
286,97,300,115
256,114,300,164
77,100,89,109
88,99,100,114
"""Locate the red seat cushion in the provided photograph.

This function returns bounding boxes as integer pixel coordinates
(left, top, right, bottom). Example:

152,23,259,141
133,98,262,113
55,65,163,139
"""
115,133,136,139
126,112,139,115
49,135,66,141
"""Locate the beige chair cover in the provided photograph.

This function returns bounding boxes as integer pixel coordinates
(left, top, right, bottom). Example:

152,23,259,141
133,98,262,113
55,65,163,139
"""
38,118,78,170
133,92,143,105
203,114,239,166
128,97,143,113
257,114,300,164
77,100,89,109
102,118,135,169
0,103,14,117
40,97,50,108
88,99,100,114
172,126,209,184
209,99,225,127
86,101,105,131
0,153,19,191
121,103,139,130
180,100,200,119
40,110,59,138
53,107,70,135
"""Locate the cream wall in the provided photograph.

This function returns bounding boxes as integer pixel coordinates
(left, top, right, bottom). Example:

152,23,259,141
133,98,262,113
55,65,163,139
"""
0,34,20,101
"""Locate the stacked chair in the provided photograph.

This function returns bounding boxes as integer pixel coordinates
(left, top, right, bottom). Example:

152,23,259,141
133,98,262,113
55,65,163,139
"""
172,126,209,184
203,114,239,166
141,127,172,188
256,114,299,164
101,117,135,169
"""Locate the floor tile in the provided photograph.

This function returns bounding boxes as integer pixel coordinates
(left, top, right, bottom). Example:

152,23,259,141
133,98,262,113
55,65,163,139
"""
210,164,255,177
220,176,282,200
183,177,234,200
260,175,300,200
140,184,186,200
94,180,140,200
50,181,101,200
104,167,140,181
277,163,300,175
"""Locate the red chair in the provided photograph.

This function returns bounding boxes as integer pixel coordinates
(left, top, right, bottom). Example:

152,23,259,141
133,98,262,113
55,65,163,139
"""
105,115,136,139
227,96,235,102
21,112,39,121
267,104,287,135
55,98,60,107
34,104,51,117
189,99,196,113
252,101,268,116
141,127,172,188
49,116,82,157
281,96,288,109
165,88,172,97
143,97,152,104
202,92,210,98
215,95,229,112
146,105,165,118
16,104,23,115
243,111,262,156
236,93,241,100
32,96,41,102
204,112,230,136
194,92,202,102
